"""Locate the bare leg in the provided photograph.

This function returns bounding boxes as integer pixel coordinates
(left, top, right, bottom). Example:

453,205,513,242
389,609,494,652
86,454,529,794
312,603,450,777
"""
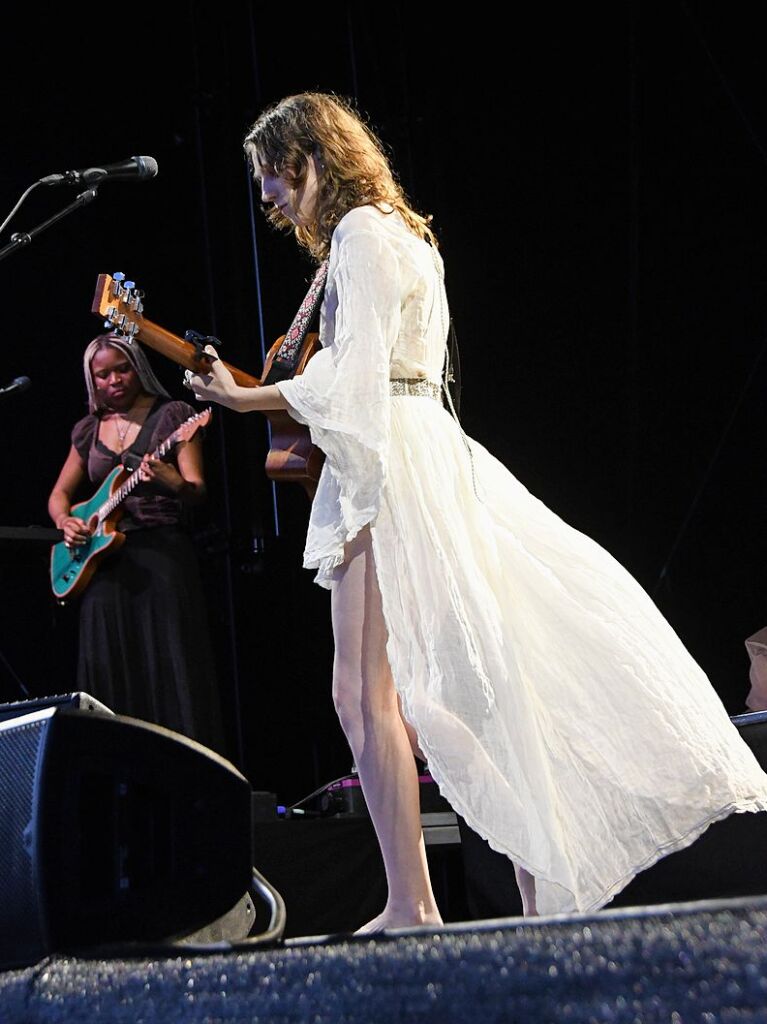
332,527,442,933
398,694,426,763
514,864,538,917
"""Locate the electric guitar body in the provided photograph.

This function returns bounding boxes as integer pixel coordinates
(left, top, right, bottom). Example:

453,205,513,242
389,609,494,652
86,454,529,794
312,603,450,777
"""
50,466,128,601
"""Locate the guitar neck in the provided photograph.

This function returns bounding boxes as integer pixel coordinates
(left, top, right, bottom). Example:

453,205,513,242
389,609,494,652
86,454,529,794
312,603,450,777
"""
101,436,168,519
91,272,322,499
91,274,261,388
130,317,262,388
96,409,212,524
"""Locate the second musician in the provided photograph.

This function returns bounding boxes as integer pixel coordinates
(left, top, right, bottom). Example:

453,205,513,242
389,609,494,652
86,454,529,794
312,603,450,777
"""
49,333,225,754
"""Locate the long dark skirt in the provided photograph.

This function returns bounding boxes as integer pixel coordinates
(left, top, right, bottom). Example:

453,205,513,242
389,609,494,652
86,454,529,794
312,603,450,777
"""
77,525,225,756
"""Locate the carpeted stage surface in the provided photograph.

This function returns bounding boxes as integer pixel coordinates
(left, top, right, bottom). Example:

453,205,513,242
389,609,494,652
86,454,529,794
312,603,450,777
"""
2,895,767,1022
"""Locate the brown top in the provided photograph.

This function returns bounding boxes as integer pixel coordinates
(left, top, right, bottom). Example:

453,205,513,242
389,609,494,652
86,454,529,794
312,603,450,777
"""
71,398,200,530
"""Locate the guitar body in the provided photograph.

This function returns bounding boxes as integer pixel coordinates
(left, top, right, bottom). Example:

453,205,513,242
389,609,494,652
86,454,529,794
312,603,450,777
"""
261,331,324,488
50,466,128,601
92,274,325,498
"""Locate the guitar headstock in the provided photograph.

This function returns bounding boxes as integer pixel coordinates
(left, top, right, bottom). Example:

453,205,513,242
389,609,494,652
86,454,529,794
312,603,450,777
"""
92,272,144,340
174,407,213,444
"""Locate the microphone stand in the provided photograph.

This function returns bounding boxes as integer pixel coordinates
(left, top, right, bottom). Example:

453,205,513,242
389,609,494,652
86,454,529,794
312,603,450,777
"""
0,187,99,263
0,182,99,697
0,182,100,698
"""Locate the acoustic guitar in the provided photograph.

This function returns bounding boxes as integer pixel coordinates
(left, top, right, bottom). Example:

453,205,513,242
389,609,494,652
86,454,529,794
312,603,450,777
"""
91,272,324,496
50,408,211,602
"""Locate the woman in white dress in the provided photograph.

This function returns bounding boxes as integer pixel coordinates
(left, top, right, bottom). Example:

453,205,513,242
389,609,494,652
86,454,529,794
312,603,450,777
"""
187,92,767,931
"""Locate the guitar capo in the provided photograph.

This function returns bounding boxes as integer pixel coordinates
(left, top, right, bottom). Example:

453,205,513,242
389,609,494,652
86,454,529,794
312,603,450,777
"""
184,329,221,364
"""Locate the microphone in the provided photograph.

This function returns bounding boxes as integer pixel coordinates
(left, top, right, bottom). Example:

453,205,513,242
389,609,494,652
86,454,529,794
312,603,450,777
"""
39,156,158,187
0,376,31,396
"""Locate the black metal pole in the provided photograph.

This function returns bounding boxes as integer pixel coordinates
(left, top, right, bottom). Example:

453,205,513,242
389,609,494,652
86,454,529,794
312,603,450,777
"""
0,187,99,263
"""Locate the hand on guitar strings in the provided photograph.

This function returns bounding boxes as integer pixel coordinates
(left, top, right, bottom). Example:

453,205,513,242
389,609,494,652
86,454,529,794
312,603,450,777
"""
59,515,92,549
183,345,240,410
138,455,186,494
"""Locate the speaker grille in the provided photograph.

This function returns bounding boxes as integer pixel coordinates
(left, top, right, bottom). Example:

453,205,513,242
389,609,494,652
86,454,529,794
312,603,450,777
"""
0,715,52,967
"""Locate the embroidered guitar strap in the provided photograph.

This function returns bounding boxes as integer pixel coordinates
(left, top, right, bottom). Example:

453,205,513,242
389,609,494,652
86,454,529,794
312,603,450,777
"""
263,259,329,385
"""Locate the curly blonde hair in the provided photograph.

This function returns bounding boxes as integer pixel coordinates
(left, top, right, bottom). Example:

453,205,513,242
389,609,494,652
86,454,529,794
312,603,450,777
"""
244,92,435,260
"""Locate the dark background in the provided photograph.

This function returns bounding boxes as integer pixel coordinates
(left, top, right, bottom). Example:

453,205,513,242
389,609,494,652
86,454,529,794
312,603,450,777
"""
2,2,766,806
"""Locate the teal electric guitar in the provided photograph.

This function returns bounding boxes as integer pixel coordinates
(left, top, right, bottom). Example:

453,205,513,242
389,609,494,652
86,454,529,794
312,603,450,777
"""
50,407,212,602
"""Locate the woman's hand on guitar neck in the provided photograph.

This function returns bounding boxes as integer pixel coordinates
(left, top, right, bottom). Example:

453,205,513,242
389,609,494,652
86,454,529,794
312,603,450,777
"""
184,345,290,414
184,346,239,409
138,456,186,493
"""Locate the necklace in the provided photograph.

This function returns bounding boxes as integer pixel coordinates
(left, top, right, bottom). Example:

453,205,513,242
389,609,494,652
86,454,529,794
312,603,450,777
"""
113,414,135,451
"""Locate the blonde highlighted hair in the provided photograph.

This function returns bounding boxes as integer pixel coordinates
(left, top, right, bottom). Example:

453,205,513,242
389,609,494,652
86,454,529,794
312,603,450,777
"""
244,92,435,259
83,333,169,413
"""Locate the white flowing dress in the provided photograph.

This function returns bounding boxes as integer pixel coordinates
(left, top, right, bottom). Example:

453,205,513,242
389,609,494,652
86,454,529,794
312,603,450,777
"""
276,204,767,916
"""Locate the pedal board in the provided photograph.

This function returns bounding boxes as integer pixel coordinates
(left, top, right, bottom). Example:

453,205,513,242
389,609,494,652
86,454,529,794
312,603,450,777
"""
318,770,453,818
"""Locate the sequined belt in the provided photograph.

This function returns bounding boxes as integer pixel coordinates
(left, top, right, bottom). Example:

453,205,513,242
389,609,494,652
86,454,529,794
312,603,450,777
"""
389,377,441,401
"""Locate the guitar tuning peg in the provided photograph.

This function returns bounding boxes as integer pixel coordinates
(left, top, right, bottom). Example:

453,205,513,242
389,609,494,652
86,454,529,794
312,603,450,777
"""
113,272,125,282
124,280,135,290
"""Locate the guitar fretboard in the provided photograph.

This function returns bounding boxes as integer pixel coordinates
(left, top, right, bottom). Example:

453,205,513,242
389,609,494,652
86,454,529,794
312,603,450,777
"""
98,435,176,523
95,409,209,524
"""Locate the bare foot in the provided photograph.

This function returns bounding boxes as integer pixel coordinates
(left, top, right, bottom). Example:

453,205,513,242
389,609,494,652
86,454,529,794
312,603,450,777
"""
354,901,444,935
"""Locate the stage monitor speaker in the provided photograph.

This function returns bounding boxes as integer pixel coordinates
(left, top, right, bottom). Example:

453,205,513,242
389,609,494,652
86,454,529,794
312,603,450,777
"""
0,704,253,970
0,690,114,725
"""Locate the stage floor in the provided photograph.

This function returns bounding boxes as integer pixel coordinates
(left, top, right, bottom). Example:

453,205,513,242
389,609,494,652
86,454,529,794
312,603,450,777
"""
2,895,767,1022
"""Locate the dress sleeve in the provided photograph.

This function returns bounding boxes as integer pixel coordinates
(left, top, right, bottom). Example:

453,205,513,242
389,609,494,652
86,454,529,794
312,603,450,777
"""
70,415,96,462
276,222,402,535
154,400,201,438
